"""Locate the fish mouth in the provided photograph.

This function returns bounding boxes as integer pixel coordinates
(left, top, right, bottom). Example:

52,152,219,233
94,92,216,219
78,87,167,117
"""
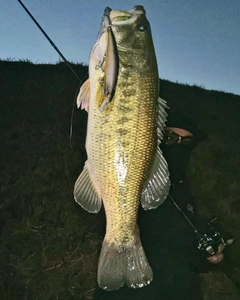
94,6,147,112
98,6,146,37
111,6,146,23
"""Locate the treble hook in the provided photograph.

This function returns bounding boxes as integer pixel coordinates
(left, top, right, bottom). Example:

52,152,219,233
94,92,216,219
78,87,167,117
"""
95,55,106,70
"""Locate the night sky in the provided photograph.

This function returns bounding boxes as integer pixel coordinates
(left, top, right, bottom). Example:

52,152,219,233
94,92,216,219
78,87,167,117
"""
1,0,240,95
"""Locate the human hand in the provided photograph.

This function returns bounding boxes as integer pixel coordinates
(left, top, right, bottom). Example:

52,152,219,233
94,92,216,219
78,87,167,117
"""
207,244,225,264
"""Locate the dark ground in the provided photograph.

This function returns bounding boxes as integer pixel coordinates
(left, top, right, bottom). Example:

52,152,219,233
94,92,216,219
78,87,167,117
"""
0,60,240,299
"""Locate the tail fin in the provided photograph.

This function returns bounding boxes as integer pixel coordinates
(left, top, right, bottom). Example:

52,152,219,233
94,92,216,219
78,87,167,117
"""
97,235,153,291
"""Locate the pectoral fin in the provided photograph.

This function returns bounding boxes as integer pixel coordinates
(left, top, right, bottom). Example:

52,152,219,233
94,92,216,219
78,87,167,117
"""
76,79,90,112
74,161,102,213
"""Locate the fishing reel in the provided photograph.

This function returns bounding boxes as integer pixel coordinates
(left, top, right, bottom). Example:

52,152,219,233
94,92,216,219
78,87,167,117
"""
168,194,234,257
194,218,234,257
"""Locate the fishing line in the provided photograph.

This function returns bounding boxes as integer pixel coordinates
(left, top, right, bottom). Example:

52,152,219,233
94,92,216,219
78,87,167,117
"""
168,193,198,231
17,0,81,82
17,0,87,139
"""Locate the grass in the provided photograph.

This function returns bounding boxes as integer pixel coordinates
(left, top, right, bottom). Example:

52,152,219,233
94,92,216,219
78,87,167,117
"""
1,60,240,299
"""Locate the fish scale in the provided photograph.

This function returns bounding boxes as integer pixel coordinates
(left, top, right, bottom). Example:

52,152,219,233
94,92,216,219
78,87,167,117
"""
74,6,170,291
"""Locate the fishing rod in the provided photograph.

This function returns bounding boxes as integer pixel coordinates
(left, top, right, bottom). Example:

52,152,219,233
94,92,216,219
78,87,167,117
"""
169,193,240,294
17,0,86,139
17,0,81,82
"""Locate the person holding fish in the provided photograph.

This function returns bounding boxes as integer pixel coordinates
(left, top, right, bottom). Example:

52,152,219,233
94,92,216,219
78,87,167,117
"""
73,5,225,300
94,110,225,300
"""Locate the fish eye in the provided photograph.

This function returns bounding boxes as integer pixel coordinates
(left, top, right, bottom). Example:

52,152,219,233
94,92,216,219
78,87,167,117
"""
137,24,147,32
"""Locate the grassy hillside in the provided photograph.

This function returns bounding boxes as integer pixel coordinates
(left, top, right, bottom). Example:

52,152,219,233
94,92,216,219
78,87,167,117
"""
0,60,239,299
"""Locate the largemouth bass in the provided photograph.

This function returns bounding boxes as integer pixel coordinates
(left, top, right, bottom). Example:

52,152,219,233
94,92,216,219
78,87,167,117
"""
74,6,170,291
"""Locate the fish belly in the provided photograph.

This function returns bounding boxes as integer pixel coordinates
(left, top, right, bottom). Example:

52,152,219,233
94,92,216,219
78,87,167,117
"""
86,68,158,290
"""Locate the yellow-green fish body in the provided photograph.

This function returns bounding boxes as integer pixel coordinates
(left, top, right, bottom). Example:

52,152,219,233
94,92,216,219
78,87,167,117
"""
74,6,170,291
